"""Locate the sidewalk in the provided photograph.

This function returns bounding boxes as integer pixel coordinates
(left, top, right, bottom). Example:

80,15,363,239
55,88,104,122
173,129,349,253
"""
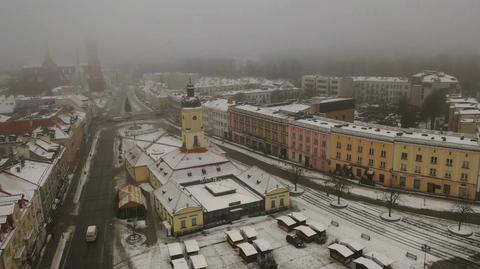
209,137,480,213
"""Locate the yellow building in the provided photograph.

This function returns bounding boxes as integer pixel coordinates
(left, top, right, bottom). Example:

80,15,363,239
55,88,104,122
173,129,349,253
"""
181,80,208,152
393,132,480,200
125,144,152,182
237,166,290,212
330,124,396,186
153,180,203,236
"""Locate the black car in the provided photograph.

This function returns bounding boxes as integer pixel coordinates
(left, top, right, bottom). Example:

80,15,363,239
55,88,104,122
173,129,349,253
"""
286,235,305,248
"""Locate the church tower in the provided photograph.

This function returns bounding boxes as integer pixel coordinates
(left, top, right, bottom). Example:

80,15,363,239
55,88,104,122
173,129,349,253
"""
181,78,207,152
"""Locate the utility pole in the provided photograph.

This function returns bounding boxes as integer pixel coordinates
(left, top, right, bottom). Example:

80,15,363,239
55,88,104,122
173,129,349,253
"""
421,243,430,268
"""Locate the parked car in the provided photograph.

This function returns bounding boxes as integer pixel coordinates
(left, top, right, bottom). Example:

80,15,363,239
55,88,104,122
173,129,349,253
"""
86,225,98,242
286,235,305,248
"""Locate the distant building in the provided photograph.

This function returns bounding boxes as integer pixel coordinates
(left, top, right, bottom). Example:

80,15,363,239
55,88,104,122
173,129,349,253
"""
309,97,355,122
350,76,410,105
229,103,311,158
301,75,350,97
446,96,480,134
202,98,234,139
410,70,461,107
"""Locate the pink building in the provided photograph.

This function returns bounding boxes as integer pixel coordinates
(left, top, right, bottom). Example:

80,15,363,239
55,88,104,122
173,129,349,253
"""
288,117,337,172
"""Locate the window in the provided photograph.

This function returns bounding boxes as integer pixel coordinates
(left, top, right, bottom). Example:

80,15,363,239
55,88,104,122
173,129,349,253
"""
291,142,296,148
443,184,450,195
322,141,326,147
336,142,341,149
400,177,406,187
380,161,386,169
461,173,468,181
459,187,468,199
400,164,407,171
369,148,374,155
181,220,186,229
314,138,318,145
299,135,303,141
313,148,318,154
462,161,469,169
401,152,408,160
192,116,197,120
357,156,362,164
430,156,437,164
306,137,310,143
379,174,385,183
429,168,436,176
336,152,341,159
346,154,352,161
445,171,451,178
192,217,197,226
356,168,362,177
415,166,421,174
368,159,374,166
446,158,453,166
280,198,285,207
380,150,386,158
347,144,352,151
358,146,363,153
416,154,422,162
271,199,276,208
414,179,420,189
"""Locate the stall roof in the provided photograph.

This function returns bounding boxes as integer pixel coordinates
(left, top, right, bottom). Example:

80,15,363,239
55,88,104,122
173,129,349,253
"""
184,239,199,253
353,257,382,269
288,212,307,223
253,239,272,253
241,226,257,239
276,215,296,226
225,230,243,242
365,251,394,267
167,242,183,257
294,225,317,237
307,222,326,233
328,243,354,257
237,242,258,257
171,258,189,269
190,254,208,269
339,239,365,252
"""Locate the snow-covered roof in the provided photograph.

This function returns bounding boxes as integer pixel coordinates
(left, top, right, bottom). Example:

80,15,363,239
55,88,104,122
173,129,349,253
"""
276,215,296,226
307,222,326,233
118,184,146,209
185,177,262,212
351,76,409,83
292,116,341,133
252,239,272,253
171,258,189,269
332,123,397,142
236,166,286,196
328,243,354,257
365,251,394,267
237,242,258,257
0,173,37,200
412,70,458,83
167,242,183,257
190,254,208,269
8,160,53,187
233,103,310,120
125,145,154,167
0,95,15,114
241,226,257,239
288,212,307,223
353,257,382,269
294,225,317,237
0,203,15,216
225,230,243,242
162,149,229,170
339,238,364,252
202,98,234,112
184,239,199,253
153,181,200,215
35,139,60,152
28,141,55,160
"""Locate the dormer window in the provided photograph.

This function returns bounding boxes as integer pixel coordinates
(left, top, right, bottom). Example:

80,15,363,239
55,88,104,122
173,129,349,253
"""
187,172,192,177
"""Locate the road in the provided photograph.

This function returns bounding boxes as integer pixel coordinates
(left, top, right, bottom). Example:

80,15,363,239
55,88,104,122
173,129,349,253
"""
37,86,132,269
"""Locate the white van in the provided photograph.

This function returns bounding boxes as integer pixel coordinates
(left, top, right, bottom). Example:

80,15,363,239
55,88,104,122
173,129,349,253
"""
86,225,98,242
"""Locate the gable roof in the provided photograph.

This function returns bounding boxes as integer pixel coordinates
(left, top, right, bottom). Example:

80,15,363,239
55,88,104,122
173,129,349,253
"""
236,166,286,196
153,180,200,215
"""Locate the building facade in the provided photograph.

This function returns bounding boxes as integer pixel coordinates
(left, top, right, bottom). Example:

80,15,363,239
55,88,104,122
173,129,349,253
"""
351,76,410,105
202,98,233,139
230,104,310,158
410,70,461,108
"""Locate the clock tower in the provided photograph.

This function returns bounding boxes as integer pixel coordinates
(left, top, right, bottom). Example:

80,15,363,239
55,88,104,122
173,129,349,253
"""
181,79,207,152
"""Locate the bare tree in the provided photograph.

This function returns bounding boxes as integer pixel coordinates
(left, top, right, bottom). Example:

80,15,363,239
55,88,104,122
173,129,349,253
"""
382,189,401,217
288,164,304,192
454,198,475,231
330,176,349,205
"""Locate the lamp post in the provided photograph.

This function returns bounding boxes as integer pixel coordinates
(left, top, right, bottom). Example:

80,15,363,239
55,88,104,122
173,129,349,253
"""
421,244,431,268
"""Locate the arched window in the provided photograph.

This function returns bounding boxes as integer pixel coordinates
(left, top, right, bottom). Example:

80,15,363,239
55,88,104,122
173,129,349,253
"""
193,116,197,120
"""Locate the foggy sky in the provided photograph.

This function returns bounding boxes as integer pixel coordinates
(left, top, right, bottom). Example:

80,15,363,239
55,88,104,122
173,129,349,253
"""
0,0,479,70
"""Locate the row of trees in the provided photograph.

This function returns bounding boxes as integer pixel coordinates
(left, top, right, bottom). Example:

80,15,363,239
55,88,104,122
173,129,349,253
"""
287,163,474,231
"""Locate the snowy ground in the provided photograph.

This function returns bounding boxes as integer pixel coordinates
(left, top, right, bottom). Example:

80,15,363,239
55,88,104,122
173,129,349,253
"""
209,137,480,213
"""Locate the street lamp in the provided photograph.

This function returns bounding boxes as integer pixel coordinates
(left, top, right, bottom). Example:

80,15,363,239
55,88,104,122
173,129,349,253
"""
421,244,431,268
